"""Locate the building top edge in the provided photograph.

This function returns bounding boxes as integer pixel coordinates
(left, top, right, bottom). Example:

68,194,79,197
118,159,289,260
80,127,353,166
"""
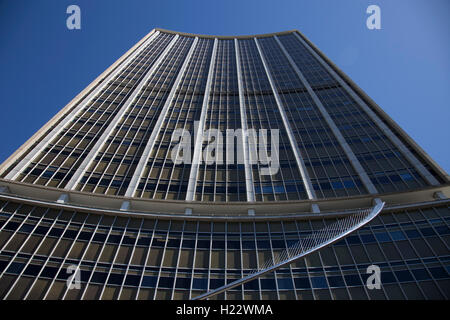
152,28,299,39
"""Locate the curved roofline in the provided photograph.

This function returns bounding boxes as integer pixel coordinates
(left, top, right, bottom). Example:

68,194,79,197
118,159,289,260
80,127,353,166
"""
153,28,299,39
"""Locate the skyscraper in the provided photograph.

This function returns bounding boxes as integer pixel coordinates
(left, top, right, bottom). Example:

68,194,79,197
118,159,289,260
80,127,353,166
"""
0,28,448,300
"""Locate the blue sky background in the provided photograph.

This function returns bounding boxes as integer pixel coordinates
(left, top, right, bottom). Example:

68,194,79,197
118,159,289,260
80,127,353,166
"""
0,0,449,173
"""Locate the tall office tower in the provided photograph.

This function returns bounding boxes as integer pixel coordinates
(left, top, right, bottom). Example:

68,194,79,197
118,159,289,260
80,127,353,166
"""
0,29,449,300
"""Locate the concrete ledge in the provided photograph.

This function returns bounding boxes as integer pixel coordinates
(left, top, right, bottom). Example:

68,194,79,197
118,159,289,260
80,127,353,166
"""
0,178,448,220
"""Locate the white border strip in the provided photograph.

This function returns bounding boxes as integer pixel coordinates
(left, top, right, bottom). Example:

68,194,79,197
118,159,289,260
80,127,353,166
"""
4,31,161,181
65,34,180,190
274,35,378,195
293,32,439,186
254,38,316,200
235,39,256,202
185,39,218,201
125,36,199,198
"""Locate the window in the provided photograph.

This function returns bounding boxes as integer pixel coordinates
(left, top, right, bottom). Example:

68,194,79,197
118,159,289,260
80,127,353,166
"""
310,276,328,289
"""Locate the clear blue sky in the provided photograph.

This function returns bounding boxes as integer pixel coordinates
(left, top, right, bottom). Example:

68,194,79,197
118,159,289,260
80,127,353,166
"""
0,0,448,173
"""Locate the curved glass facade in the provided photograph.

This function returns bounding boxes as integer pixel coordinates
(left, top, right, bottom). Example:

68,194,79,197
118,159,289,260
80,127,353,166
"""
0,200,448,299
0,29,448,300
